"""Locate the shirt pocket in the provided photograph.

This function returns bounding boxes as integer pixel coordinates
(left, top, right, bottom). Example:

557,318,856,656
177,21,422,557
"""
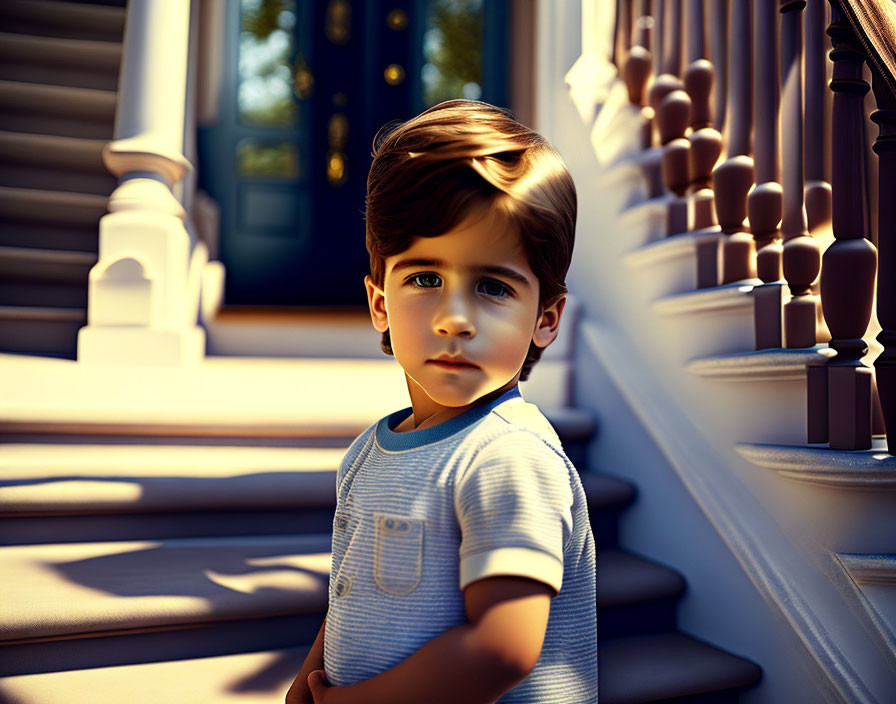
373,512,424,596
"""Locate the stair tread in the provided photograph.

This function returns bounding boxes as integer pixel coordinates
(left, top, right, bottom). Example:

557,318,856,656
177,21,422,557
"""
596,549,686,608
0,534,331,642
736,438,896,488
0,185,107,226
0,31,122,70
0,645,309,704
0,131,107,171
599,631,762,703
0,79,117,119
0,444,344,514
0,305,86,321
686,345,835,381
0,1,126,41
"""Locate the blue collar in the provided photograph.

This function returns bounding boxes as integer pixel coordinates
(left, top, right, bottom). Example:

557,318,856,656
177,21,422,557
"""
376,385,522,451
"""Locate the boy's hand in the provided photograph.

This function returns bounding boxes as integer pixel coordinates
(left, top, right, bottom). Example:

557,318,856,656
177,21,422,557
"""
308,669,346,704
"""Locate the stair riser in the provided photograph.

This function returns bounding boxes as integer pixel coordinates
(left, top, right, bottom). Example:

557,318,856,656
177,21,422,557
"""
0,316,81,357
0,20,124,44
0,112,113,140
0,279,87,307
0,165,115,197
0,64,118,92
599,599,678,639
0,509,337,547
0,222,99,253
0,612,322,678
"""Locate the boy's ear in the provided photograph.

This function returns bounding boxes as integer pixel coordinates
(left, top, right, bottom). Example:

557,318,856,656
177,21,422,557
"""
532,295,566,349
364,275,389,333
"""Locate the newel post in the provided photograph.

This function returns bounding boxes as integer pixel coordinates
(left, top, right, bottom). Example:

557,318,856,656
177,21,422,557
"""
808,6,878,449
77,0,204,365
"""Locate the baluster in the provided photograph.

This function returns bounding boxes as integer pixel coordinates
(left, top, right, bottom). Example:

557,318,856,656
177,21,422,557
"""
684,0,724,287
781,0,820,350
660,90,692,236
714,0,756,283
653,0,665,80
709,0,729,135
804,0,832,230
624,1,653,107
685,0,721,230
662,0,682,78
808,7,878,449
750,0,784,348
615,0,634,69
869,59,896,453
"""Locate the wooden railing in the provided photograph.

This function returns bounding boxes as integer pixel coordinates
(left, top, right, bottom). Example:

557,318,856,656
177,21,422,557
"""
613,0,896,454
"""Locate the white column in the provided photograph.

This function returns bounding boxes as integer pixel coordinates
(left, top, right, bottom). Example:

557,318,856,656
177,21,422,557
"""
78,0,205,366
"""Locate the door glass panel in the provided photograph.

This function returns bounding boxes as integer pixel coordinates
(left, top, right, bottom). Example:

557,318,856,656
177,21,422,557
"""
422,0,483,107
239,0,299,127
236,139,299,178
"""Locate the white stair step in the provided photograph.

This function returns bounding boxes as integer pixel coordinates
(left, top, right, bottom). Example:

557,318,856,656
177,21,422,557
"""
0,534,331,643
735,439,896,489
0,445,344,514
0,186,107,227
0,646,308,704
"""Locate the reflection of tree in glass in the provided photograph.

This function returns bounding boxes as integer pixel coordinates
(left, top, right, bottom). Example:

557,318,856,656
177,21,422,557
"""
243,0,288,40
239,0,297,127
424,0,482,107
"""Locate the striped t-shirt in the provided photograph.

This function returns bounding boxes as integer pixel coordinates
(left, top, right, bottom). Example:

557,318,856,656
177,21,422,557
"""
323,384,598,703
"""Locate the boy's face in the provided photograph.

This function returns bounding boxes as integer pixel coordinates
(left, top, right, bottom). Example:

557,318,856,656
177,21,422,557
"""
365,208,565,425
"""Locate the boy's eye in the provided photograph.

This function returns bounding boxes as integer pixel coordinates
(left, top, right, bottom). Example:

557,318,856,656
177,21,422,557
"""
478,279,510,297
410,273,441,288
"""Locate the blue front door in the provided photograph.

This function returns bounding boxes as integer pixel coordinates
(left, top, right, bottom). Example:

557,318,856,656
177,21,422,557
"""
198,0,507,307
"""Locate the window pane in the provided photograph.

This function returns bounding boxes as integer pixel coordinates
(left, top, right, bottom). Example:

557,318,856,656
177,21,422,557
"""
239,0,299,127
422,0,483,108
237,139,300,179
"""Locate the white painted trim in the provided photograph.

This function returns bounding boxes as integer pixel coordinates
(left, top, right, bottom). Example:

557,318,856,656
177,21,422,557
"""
580,319,885,703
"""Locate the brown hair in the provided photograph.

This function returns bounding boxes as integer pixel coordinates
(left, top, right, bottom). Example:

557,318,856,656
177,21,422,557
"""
365,99,576,382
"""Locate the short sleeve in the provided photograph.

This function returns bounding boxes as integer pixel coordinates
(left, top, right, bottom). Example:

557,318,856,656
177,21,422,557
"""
454,430,574,595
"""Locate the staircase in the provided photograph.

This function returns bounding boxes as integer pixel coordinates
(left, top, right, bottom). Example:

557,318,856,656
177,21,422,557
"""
0,349,762,703
0,0,127,359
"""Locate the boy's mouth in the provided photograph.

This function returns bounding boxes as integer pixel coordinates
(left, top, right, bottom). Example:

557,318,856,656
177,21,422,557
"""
428,355,479,369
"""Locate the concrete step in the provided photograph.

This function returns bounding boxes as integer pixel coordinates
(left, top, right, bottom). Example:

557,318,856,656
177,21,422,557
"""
0,31,122,91
0,131,115,195
0,306,85,358
0,534,330,668
0,646,311,704
0,80,116,140
599,631,762,704
0,0,127,43
597,548,686,638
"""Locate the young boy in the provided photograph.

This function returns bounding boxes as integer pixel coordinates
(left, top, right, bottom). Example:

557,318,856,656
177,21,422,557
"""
286,99,597,704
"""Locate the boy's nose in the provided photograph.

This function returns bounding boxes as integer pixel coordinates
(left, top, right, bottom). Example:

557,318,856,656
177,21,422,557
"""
433,297,476,337
435,313,475,337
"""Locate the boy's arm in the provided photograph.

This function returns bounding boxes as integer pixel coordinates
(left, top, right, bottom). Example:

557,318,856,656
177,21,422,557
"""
285,611,327,704
331,576,553,704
